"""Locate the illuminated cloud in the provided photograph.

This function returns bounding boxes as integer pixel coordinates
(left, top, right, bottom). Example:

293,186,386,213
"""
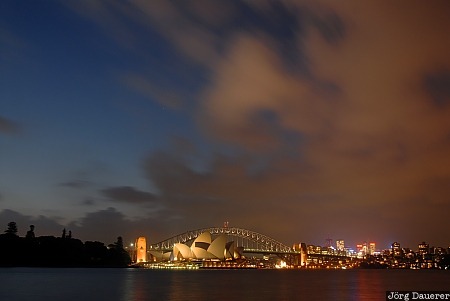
141,0,450,245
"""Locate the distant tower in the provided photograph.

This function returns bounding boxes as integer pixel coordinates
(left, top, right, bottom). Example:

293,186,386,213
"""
135,237,147,263
325,238,332,248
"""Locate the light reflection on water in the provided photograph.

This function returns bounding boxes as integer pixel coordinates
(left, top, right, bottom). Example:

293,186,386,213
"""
1,268,449,301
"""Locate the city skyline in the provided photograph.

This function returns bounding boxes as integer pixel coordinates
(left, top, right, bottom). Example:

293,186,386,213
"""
0,216,446,253
1,1,450,248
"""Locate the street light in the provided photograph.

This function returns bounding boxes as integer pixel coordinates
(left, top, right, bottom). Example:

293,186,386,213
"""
129,243,135,262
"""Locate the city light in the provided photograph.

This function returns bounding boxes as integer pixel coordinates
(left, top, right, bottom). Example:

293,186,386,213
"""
124,226,450,270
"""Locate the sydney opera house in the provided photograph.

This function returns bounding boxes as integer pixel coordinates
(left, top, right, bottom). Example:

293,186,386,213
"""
149,231,243,262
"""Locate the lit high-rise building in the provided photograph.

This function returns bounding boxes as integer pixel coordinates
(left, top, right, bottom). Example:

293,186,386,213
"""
336,240,345,252
356,244,363,252
392,242,401,257
356,242,369,258
369,242,376,255
418,242,429,255
135,236,147,263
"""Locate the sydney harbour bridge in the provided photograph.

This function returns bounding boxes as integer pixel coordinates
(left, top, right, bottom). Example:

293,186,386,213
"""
148,226,295,254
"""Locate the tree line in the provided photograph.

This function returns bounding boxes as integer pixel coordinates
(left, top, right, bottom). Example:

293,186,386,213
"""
0,222,131,267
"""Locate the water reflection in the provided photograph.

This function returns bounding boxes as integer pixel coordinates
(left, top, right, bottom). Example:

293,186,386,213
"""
2,268,449,301
355,269,384,300
121,268,166,301
116,269,450,301
122,269,136,301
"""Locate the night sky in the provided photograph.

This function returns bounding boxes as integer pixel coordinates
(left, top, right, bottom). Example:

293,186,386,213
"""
1,0,450,250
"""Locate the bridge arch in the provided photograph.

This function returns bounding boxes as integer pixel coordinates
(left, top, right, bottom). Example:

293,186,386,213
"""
148,227,294,253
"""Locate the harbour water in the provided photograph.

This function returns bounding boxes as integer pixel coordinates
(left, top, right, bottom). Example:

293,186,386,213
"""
0,268,449,301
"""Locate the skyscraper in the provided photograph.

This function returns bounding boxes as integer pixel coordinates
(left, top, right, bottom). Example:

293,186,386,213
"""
418,242,429,255
369,242,376,255
392,242,401,257
336,240,345,252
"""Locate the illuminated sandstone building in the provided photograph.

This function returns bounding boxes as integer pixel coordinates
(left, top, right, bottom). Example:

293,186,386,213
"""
135,237,147,263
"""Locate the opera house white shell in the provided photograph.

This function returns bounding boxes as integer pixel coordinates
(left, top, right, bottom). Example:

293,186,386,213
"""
170,231,243,261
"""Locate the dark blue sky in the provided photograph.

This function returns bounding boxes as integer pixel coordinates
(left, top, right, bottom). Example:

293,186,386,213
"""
1,0,450,250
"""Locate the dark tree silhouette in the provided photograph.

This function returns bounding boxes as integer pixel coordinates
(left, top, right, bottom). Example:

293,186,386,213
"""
26,225,35,239
107,236,131,266
115,236,124,249
0,222,131,267
5,222,18,236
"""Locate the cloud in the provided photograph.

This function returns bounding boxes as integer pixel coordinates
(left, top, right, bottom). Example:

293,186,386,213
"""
67,207,132,243
122,73,184,109
0,116,20,134
142,1,450,246
64,0,450,247
0,209,64,237
0,208,177,245
0,25,26,59
64,1,140,50
204,2,450,197
142,151,330,243
199,33,337,151
131,0,223,66
80,198,96,206
59,180,91,189
101,186,158,204
66,207,181,244
423,69,450,108
297,0,450,204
